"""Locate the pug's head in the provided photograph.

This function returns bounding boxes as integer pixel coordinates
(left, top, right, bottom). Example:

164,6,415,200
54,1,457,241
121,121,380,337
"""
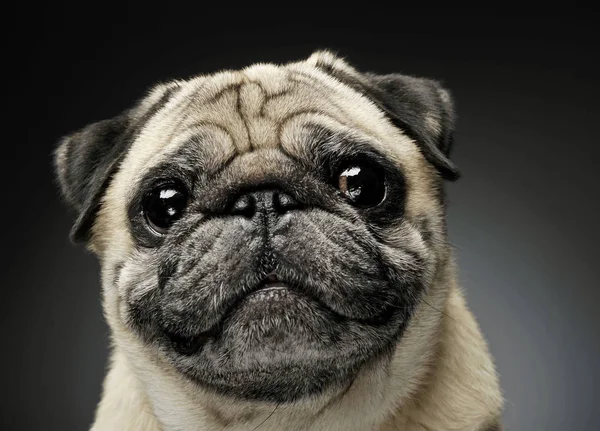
54,51,458,405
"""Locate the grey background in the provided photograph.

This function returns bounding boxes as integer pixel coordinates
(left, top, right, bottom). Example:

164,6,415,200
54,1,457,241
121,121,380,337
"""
3,8,598,431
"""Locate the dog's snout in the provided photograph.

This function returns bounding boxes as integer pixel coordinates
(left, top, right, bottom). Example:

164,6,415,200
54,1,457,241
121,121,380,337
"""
230,190,300,218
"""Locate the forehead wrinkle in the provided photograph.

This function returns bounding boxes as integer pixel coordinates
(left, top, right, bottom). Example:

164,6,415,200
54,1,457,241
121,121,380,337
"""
278,114,414,181
238,81,265,118
237,80,285,150
240,66,363,153
242,63,292,95
160,72,246,148
144,61,419,180
263,84,349,128
173,86,252,153
278,113,346,171
174,123,238,175
155,66,377,160
287,71,374,132
286,69,399,145
178,122,235,148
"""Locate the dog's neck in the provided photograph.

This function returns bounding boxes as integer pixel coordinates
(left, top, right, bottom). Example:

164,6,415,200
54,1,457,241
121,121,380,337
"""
92,286,502,431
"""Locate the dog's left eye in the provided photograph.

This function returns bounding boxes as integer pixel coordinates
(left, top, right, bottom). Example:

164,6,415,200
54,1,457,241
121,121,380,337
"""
143,183,189,234
337,163,386,208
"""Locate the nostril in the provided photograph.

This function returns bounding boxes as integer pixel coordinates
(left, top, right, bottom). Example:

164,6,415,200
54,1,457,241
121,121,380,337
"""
230,194,256,218
274,192,300,213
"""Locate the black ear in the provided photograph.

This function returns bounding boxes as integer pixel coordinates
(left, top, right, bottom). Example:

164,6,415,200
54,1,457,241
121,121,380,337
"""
54,82,181,244
54,112,133,243
308,51,460,181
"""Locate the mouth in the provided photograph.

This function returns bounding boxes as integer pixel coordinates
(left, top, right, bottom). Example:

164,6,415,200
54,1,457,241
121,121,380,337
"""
245,272,291,300
167,273,307,354
158,270,408,403
220,272,311,326
166,270,401,357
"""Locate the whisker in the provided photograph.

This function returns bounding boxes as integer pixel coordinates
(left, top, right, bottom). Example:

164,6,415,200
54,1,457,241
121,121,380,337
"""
252,403,280,431
422,298,473,334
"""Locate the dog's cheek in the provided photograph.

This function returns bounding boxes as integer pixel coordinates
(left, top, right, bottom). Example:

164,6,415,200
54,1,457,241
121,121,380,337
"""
105,251,165,343
90,185,135,257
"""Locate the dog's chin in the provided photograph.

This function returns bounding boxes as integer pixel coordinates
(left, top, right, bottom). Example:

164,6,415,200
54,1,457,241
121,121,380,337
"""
163,282,403,403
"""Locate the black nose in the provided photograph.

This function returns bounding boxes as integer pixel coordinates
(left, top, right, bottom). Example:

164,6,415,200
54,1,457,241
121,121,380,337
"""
230,190,300,218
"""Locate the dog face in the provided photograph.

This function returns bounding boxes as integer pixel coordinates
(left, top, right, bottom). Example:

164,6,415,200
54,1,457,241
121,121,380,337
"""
55,51,459,405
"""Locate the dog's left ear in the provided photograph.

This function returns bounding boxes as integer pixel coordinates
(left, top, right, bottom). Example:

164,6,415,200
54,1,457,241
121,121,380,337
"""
54,82,180,244
307,51,460,181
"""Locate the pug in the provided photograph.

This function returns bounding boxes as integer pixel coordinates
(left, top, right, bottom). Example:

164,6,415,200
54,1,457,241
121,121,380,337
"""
54,51,503,430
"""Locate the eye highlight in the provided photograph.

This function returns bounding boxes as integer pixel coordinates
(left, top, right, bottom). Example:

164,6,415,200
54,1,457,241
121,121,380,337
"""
337,163,386,208
143,182,189,234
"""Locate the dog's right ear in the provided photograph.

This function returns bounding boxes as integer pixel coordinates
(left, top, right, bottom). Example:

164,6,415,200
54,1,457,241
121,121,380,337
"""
54,112,132,244
54,82,180,244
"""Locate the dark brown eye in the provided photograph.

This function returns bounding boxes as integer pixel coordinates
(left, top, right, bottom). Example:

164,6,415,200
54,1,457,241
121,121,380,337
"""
143,183,189,234
337,163,386,208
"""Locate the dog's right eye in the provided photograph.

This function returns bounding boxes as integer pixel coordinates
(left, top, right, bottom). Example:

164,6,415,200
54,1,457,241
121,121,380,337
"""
143,182,189,234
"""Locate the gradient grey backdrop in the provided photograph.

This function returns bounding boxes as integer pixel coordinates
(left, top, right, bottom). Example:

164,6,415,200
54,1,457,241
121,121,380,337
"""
3,7,598,431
